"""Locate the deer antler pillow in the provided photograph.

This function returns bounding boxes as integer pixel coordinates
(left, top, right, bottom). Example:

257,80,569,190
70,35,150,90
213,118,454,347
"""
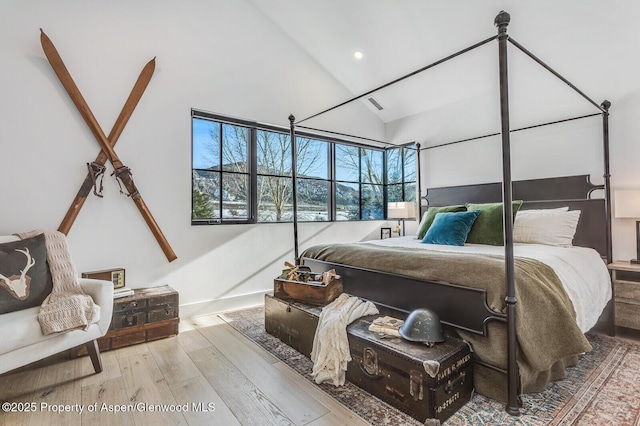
0,234,53,314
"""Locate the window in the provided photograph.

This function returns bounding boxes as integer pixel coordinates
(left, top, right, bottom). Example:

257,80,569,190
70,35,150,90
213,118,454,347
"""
335,145,384,220
256,130,292,222
296,138,331,221
191,110,413,224
386,144,417,203
254,130,331,222
192,118,250,223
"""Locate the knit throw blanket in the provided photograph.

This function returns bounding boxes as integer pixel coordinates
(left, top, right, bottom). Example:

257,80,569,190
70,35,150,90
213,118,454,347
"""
310,293,379,386
16,230,97,335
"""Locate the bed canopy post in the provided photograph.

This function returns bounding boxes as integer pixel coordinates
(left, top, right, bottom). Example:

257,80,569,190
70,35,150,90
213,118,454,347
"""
601,100,613,264
495,10,520,416
416,143,422,206
289,114,300,263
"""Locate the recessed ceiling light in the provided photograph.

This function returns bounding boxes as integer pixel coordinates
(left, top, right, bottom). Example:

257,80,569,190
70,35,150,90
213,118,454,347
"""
353,50,364,60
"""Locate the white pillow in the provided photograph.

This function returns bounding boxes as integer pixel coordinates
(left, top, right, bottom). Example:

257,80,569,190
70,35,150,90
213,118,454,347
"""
513,208,580,246
415,211,429,239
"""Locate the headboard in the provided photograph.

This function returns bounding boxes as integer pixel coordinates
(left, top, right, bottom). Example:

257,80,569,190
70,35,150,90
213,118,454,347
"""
421,174,608,258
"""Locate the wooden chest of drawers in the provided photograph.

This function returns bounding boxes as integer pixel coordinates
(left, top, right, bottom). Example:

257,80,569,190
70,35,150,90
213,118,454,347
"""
608,262,640,331
72,285,179,357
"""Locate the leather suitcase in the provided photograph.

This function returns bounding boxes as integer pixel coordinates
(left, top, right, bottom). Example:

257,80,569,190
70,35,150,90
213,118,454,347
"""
346,316,474,425
265,294,474,424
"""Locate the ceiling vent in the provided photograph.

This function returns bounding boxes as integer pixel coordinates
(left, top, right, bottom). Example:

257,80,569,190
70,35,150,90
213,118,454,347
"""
367,97,384,111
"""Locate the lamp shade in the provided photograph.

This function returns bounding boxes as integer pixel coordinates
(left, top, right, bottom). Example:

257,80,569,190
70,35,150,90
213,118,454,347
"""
615,190,640,218
388,202,416,219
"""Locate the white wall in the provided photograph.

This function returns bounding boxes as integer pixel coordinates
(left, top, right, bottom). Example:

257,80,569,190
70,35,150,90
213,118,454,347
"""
0,0,386,317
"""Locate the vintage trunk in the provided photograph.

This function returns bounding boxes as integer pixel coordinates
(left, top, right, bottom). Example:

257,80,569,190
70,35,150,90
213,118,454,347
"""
264,292,321,357
347,316,474,425
71,285,179,357
264,293,474,424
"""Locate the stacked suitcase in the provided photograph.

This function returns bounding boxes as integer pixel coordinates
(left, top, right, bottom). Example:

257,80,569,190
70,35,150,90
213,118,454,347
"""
265,293,474,425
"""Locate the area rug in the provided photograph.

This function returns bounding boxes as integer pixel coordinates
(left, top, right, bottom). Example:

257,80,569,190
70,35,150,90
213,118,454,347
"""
220,307,640,425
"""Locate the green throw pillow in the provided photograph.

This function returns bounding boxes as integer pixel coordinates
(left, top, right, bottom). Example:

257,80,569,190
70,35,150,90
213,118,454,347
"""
416,205,467,239
465,200,523,246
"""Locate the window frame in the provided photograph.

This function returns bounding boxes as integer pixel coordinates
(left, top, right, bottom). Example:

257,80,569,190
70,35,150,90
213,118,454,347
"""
191,109,414,225
191,116,252,225
384,143,417,208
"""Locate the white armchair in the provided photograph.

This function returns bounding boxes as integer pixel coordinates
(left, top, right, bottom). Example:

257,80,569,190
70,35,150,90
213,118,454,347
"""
0,235,113,375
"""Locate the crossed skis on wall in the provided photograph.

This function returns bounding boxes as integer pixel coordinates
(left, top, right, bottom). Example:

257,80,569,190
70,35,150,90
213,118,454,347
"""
40,29,177,262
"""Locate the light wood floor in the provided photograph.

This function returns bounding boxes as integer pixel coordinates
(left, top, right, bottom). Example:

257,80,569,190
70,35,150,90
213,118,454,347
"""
2,314,640,426
0,312,370,426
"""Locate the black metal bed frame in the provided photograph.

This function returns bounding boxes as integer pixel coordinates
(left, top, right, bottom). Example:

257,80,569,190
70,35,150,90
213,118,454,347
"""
288,11,612,415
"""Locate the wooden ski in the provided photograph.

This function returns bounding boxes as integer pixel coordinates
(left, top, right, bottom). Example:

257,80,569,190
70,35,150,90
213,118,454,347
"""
58,57,156,235
41,29,177,262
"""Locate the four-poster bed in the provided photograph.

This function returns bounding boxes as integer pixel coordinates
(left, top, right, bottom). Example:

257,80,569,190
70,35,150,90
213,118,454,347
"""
285,11,613,415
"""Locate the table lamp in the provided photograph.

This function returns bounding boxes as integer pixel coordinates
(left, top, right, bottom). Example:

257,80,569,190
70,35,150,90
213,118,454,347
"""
615,190,640,264
387,202,416,236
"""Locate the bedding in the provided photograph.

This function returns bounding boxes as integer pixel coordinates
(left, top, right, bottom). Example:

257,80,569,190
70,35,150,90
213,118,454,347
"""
465,200,523,245
416,204,467,239
300,237,611,401
367,236,610,332
513,208,581,246
421,210,480,246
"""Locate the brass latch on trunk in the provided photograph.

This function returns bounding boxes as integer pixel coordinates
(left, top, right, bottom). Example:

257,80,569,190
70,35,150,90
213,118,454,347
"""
360,347,383,379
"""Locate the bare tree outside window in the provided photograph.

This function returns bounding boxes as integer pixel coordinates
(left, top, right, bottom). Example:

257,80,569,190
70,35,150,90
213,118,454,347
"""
336,145,384,220
403,147,417,202
387,146,416,203
256,130,327,222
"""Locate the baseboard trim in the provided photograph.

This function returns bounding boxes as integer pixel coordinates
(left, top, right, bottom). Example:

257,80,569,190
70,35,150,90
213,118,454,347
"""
179,290,269,319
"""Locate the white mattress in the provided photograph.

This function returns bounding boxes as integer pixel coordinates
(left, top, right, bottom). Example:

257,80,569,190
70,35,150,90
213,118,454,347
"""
365,236,612,332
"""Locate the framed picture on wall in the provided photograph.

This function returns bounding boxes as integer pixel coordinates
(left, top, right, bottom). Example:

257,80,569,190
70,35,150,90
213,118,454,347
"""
381,227,391,239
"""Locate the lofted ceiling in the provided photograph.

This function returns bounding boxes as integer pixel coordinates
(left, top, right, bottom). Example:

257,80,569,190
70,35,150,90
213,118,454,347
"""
247,0,639,140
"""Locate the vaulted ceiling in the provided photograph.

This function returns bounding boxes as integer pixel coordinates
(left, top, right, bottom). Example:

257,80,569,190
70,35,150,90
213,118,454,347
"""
248,1,639,133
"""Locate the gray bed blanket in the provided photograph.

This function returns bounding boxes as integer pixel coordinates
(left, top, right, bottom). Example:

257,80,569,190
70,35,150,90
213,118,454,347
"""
301,243,592,401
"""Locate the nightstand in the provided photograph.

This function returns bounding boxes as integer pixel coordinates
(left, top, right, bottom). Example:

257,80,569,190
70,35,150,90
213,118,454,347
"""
608,261,640,331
